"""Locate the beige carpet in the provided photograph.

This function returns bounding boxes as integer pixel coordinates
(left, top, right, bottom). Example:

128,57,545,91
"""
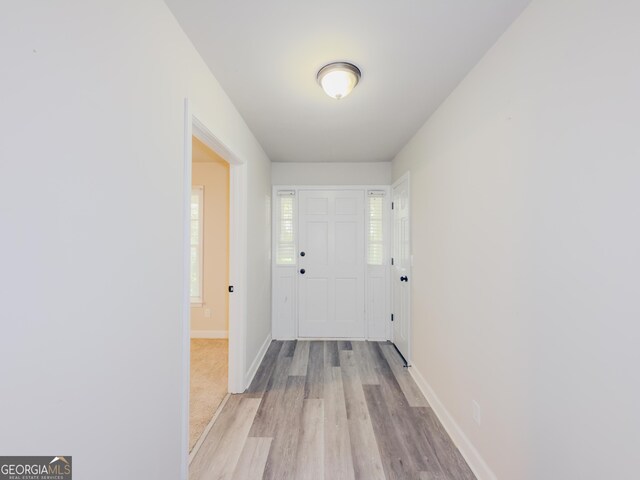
190,339,228,451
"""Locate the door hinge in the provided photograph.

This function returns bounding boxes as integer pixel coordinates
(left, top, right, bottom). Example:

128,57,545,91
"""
391,313,394,322
228,285,234,293
391,257,394,265
391,202,394,210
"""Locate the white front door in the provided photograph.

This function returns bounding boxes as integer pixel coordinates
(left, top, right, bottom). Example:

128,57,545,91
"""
392,174,411,363
298,190,365,338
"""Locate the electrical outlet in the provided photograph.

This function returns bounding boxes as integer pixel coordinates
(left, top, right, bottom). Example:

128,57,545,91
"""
472,400,481,426
204,308,211,318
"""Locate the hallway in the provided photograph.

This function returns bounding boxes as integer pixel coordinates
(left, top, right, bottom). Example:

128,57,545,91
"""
189,340,476,479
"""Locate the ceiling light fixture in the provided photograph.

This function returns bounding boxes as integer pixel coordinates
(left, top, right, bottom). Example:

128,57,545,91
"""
317,62,361,100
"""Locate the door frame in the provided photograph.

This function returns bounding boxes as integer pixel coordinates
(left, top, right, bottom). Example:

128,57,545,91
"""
180,99,248,477
271,184,391,341
391,172,411,364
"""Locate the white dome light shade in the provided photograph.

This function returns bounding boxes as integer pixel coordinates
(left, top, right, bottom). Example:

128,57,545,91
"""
317,62,361,100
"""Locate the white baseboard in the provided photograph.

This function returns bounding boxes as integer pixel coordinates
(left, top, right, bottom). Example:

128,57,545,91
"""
244,333,272,389
409,365,497,480
190,330,228,339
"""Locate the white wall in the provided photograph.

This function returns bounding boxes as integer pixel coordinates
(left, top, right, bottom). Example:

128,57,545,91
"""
272,161,391,185
392,0,640,479
0,1,271,479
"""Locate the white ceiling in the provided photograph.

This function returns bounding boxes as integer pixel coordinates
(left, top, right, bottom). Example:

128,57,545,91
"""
166,0,531,163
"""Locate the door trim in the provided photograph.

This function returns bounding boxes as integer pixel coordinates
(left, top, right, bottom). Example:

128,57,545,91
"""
272,184,391,341
391,172,411,365
181,99,248,478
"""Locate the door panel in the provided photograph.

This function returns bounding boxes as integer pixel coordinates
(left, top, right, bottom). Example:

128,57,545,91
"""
307,222,329,265
392,176,411,362
335,277,358,323
305,278,329,324
335,197,358,215
299,190,365,338
306,196,329,215
335,222,357,265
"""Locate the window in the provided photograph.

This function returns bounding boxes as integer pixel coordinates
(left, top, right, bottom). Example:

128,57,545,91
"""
367,191,385,265
275,190,296,265
190,186,204,304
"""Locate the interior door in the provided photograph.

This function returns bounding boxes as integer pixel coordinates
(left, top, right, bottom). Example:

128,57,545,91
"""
298,190,365,338
392,175,411,363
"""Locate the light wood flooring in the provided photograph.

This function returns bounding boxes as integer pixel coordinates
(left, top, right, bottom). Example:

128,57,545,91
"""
190,339,228,451
190,340,476,480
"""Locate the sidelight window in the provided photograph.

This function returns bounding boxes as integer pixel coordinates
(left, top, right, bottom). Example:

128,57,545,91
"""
367,191,385,265
276,190,296,265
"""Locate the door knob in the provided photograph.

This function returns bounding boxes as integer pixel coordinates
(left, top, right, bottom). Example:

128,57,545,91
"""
300,269,306,274
300,251,305,257
400,276,408,282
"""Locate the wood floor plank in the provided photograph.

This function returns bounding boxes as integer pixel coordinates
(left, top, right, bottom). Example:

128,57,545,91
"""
338,340,353,350
248,352,293,437
414,407,477,480
351,341,379,385
420,471,448,480
192,339,476,480
363,384,416,480
368,342,446,478
230,437,272,480
290,340,311,376
281,340,297,357
189,394,243,476
189,397,261,480
262,375,306,480
324,340,340,367
339,350,385,480
245,341,283,397
294,399,324,480
305,341,324,399
381,343,430,407
324,365,356,480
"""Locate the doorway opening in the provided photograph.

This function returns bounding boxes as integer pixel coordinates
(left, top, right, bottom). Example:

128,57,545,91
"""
188,135,229,452
181,103,248,477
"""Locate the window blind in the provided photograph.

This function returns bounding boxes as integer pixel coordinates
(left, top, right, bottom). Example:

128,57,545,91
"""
367,192,385,265
276,191,296,265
